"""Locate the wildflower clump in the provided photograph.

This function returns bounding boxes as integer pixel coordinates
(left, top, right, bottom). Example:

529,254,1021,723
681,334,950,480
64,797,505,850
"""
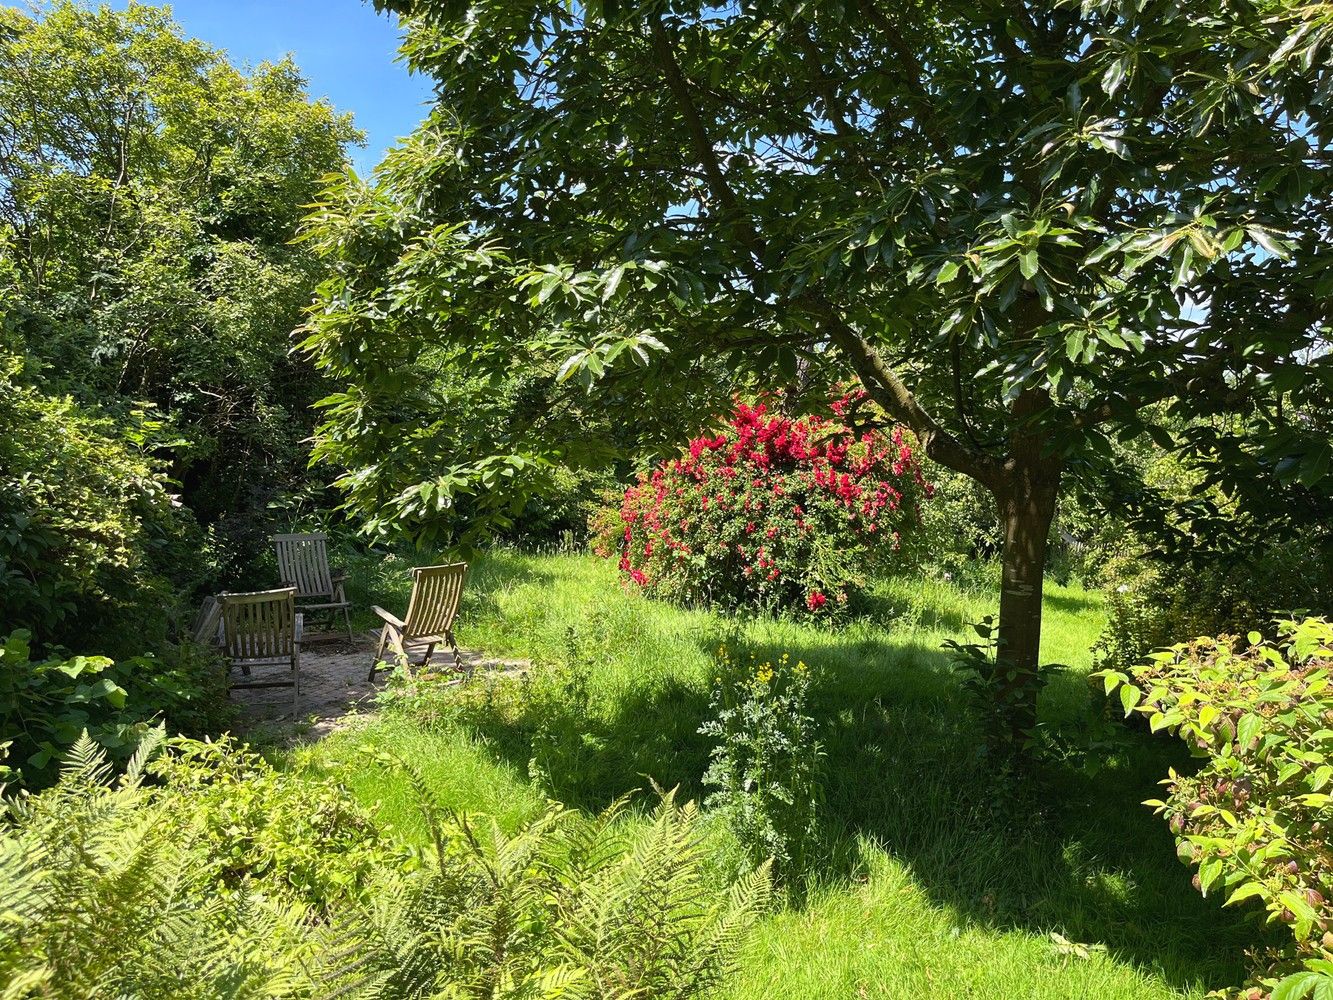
605,398,931,615
700,645,824,888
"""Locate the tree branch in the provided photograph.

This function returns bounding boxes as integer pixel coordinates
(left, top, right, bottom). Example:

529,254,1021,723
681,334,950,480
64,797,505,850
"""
649,17,764,261
650,14,1000,489
817,303,1004,486
856,1,950,158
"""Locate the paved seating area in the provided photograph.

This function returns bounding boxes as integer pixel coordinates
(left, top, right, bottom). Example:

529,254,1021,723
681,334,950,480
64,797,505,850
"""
231,630,527,739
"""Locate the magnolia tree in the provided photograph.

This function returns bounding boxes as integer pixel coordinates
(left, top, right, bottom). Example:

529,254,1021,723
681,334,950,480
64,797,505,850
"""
302,0,1333,729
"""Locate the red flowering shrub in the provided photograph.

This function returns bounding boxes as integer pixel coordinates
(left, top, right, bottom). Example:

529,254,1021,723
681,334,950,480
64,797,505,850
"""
603,400,932,615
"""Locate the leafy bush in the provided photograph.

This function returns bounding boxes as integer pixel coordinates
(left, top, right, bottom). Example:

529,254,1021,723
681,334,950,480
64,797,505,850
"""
0,731,317,998
381,629,699,808
607,399,930,615
495,464,619,549
0,630,231,788
0,364,204,653
526,638,606,800
1,731,770,1000
914,467,1001,578
945,614,1050,755
148,736,391,908
700,645,824,888
1099,618,1333,995
1092,531,1333,675
0,2,360,589
325,772,772,999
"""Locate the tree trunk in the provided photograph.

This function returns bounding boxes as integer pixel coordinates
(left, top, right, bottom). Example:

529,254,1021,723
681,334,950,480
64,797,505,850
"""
992,453,1061,737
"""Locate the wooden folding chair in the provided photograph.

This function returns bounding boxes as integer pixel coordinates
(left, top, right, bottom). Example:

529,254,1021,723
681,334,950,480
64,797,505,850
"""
271,532,353,642
368,563,468,682
190,595,222,646
219,587,302,710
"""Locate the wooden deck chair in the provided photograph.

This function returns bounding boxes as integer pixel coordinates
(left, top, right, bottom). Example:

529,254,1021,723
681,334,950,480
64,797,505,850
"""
190,595,222,646
272,532,353,642
220,587,302,710
369,563,468,682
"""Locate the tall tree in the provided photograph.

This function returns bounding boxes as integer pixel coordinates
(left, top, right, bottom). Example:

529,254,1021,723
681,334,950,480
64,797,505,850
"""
0,1,362,576
303,0,1333,727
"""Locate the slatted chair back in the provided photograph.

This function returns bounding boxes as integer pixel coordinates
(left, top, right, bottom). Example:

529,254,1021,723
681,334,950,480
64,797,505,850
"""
221,588,297,661
403,563,468,640
191,596,222,646
273,532,335,599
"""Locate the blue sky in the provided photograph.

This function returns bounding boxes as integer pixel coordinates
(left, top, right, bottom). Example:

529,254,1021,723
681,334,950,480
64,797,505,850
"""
112,0,435,173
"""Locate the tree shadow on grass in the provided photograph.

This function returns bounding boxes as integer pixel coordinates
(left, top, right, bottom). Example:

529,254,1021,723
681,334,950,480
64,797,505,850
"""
403,557,1261,995
852,590,971,634
347,551,562,634
758,634,1264,994
416,669,715,813
444,626,1261,993
1043,589,1104,614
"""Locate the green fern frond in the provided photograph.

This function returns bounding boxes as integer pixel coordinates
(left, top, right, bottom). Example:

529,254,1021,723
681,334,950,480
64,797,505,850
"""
59,730,114,789
122,724,168,788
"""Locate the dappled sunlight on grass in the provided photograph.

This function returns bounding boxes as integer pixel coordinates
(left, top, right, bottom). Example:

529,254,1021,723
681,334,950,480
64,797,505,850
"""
297,717,544,840
304,550,1255,1000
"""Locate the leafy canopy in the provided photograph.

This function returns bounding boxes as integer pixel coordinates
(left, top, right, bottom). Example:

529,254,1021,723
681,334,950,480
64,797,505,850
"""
305,0,1332,535
0,1,362,576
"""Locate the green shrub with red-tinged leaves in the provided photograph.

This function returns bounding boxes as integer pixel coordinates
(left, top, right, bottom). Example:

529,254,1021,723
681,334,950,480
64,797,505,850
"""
609,400,931,616
1097,618,1333,998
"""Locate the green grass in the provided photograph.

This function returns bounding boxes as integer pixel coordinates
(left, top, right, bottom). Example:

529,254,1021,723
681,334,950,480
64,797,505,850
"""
302,550,1261,999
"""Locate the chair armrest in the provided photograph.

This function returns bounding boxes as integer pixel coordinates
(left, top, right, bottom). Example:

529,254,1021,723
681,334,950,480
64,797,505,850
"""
293,613,304,646
372,605,405,629
330,567,348,583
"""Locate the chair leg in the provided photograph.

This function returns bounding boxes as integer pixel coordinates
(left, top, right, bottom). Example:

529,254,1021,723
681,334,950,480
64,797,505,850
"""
342,605,354,643
416,643,437,669
293,647,301,714
448,631,468,679
368,625,389,682
389,634,410,680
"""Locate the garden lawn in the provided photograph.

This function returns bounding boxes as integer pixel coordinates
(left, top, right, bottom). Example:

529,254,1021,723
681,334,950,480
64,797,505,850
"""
300,551,1261,999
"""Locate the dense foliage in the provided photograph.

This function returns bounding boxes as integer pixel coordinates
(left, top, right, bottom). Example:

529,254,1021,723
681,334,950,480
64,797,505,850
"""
607,400,930,615
1085,440,1333,677
304,0,1333,725
1094,531,1333,675
0,630,229,789
0,732,319,998
0,731,770,999
0,1,360,612
1100,619,1333,994
148,737,388,908
383,628,705,809
0,361,202,653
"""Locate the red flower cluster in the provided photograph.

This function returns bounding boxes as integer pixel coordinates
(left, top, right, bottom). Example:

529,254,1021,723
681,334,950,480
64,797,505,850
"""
603,399,932,615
